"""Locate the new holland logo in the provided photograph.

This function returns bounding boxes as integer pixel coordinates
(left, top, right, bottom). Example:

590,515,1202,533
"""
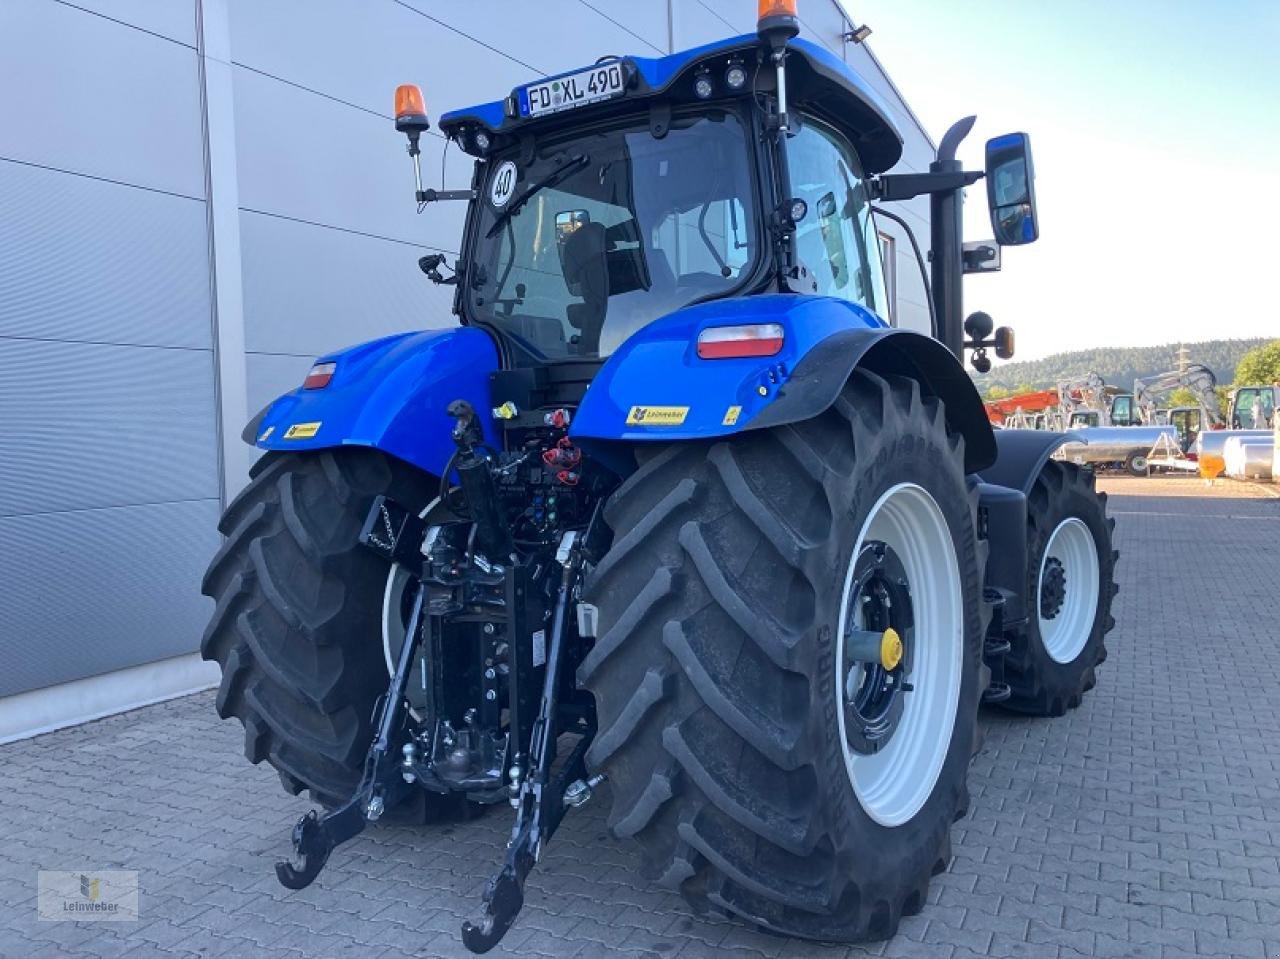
626,405,689,426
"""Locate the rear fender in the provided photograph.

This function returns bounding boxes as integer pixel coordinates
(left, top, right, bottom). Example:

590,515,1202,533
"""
571,294,995,474
247,327,500,479
979,429,1084,495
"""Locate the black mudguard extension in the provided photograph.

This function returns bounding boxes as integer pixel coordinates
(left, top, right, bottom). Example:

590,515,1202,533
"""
978,429,1082,495
749,328,997,475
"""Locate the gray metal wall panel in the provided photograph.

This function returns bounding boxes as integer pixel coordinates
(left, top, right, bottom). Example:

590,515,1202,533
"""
0,499,219,697
670,0,745,47
246,352,312,417
0,0,205,199
414,1,666,74
227,0,536,120
0,339,218,517
796,0,849,54
232,65,469,249
239,210,456,358
0,160,211,350
68,0,197,45
576,1,669,53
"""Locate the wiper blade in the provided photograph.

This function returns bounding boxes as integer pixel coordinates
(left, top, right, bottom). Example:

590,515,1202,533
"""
485,154,589,238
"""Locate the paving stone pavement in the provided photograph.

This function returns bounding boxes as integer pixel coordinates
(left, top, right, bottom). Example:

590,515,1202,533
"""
2,482,1278,958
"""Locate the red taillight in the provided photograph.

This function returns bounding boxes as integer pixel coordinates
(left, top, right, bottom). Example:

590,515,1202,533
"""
303,361,336,390
697,323,785,359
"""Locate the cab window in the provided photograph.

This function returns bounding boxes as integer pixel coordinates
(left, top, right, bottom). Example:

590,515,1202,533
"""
786,116,887,318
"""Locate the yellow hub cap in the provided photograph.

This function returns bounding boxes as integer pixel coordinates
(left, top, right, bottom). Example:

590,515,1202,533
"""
880,628,903,670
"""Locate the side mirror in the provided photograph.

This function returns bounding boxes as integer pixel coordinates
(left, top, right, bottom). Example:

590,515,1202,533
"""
985,132,1038,246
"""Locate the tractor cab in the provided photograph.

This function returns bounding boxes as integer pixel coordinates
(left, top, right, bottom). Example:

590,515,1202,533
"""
423,30,904,369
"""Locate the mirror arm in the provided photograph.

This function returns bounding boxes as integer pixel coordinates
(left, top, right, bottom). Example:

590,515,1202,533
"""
868,170,983,203
418,188,478,204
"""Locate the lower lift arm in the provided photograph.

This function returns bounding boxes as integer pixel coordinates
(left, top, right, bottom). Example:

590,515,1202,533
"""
461,531,598,953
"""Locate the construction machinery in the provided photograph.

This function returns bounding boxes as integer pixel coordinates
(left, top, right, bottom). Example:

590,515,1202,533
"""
1227,384,1277,430
1055,425,1178,476
984,387,1060,427
1132,363,1222,438
201,5,1116,951
983,372,1106,431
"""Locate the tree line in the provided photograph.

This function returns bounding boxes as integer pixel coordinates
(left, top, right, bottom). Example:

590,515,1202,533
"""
973,338,1277,399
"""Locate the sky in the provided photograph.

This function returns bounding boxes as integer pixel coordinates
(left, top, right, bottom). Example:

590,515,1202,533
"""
846,0,1280,362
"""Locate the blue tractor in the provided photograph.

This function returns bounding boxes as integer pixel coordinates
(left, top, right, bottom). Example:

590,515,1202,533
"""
202,4,1116,951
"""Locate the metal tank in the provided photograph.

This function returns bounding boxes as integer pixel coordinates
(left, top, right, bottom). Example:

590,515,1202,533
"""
1194,429,1270,479
1054,426,1177,470
1223,437,1274,480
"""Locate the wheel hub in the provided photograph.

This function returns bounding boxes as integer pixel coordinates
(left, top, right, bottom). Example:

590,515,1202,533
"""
1040,555,1067,620
842,541,915,755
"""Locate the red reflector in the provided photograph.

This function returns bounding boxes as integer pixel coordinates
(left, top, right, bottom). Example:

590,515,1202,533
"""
697,323,785,359
303,362,336,390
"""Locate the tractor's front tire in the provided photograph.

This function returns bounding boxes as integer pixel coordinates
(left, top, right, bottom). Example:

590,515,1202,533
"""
200,449,442,812
1002,461,1117,716
579,371,986,941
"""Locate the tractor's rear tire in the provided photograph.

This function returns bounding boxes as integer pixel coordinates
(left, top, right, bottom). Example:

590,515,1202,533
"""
579,371,987,941
200,448,448,813
1001,461,1117,716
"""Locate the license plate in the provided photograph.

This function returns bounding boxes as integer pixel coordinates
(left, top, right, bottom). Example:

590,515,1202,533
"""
518,62,626,118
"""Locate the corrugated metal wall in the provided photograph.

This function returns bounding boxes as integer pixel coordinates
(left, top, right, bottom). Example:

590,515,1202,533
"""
0,0,220,697
0,0,936,701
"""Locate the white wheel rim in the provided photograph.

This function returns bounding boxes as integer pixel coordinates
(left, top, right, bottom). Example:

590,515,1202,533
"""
381,500,437,720
835,483,964,828
1037,517,1100,664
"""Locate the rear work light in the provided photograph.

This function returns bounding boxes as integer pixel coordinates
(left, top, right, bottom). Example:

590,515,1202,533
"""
303,361,336,390
696,323,785,359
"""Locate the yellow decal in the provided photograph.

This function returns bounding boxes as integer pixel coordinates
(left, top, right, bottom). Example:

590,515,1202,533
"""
283,421,322,440
626,405,689,427
722,405,742,426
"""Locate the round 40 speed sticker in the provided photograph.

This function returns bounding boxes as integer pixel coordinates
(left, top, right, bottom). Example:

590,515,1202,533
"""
489,160,518,209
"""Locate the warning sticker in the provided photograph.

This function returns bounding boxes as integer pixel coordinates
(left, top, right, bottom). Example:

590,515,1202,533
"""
283,421,321,440
722,405,742,426
626,405,689,426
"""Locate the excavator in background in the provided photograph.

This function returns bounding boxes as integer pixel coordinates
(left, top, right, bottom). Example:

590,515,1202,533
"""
1059,372,1108,429
983,388,1060,428
983,371,1107,430
1131,364,1223,450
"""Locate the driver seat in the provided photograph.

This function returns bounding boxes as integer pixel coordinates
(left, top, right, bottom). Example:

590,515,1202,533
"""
561,221,609,354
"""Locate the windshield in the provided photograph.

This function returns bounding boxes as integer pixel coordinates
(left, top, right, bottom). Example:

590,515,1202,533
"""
465,109,759,360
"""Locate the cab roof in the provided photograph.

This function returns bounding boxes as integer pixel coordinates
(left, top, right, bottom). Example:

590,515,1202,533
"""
438,33,905,174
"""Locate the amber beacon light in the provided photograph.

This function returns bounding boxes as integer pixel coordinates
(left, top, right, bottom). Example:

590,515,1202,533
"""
757,0,799,41
394,84,430,135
